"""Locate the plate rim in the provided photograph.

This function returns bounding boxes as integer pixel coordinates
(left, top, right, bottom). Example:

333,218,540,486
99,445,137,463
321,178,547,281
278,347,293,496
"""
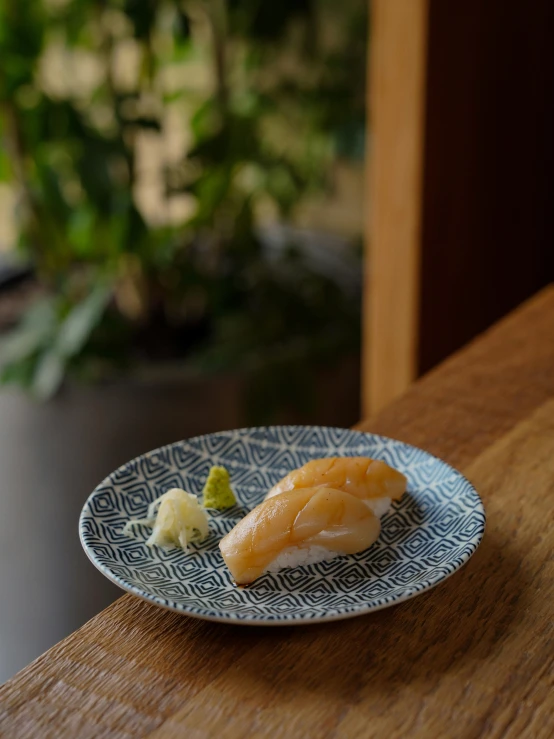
79,425,486,625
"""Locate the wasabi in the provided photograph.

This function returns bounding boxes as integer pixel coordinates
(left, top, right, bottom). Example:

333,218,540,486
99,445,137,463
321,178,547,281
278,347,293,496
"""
202,465,237,509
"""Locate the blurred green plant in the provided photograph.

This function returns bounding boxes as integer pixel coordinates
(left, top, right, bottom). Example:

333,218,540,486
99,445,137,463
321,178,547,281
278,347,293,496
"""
0,0,366,418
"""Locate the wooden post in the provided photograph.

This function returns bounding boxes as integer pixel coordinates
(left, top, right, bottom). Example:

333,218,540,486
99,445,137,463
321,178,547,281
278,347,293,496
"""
363,0,429,416
363,0,554,419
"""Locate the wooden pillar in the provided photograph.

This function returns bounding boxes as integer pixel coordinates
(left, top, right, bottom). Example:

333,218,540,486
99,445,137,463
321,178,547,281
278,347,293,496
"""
363,0,554,417
363,0,429,416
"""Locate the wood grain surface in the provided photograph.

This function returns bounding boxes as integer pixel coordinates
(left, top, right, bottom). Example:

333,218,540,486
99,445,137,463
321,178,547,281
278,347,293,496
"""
1,286,554,738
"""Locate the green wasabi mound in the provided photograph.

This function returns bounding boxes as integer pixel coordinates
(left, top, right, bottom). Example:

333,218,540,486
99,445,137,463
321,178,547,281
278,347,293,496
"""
202,465,237,509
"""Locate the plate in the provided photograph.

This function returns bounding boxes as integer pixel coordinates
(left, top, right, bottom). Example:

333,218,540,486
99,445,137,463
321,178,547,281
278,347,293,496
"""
79,426,486,624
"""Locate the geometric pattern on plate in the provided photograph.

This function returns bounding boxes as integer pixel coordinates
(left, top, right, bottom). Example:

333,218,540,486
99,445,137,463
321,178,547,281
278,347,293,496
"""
79,426,486,624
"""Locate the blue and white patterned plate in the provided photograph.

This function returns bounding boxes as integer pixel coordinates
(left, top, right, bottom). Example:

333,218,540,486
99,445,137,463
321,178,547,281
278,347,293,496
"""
79,426,485,624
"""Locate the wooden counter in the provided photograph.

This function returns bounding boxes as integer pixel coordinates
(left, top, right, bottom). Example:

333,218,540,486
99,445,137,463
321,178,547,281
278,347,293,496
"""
1,287,553,738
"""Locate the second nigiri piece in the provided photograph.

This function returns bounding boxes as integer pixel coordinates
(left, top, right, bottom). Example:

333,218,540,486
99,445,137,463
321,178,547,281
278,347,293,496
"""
266,456,407,518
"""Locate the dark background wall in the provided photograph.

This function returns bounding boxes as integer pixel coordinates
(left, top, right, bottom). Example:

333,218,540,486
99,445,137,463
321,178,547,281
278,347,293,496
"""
418,0,554,374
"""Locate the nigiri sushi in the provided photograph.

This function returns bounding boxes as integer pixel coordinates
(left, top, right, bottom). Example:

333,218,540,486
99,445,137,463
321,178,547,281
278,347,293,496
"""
266,456,407,518
219,486,380,585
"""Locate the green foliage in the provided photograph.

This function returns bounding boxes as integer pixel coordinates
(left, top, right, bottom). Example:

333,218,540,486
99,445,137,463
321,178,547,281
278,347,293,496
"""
0,0,366,418
0,281,112,398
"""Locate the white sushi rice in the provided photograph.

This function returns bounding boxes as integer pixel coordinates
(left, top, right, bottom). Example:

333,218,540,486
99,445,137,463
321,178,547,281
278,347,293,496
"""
364,496,391,518
265,545,343,574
